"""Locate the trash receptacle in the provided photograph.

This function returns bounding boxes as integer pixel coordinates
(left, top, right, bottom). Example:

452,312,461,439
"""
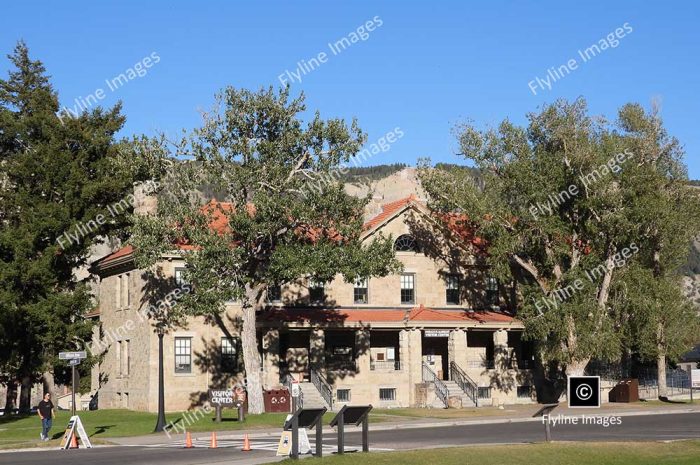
609,378,639,402
264,389,291,413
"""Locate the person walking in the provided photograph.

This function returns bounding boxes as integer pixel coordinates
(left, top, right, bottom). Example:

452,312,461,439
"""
38,393,55,441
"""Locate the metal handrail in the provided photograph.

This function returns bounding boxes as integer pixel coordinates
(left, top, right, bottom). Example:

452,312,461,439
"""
450,361,479,407
310,367,333,411
370,360,401,371
422,362,449,408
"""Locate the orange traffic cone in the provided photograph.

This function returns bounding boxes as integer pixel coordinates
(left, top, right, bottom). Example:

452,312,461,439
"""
184,431,193,448
242,433,252,451
209,431,218,449
70,433,79,449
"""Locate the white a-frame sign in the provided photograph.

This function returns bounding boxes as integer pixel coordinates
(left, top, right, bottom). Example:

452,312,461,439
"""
59,415,93,449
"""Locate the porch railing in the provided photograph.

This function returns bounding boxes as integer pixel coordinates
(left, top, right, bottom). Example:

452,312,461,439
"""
466,359,495,369
310,367,333,411
282,373,303,410
370,360,401,371
422,362,449,408
450,361,479,407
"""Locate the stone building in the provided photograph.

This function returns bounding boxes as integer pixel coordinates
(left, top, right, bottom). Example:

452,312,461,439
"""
89,195,535,412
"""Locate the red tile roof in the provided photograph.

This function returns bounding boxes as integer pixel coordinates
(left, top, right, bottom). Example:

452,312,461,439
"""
407,305,514,323
363,195,419,231
260,305,516,325
98,244,134,265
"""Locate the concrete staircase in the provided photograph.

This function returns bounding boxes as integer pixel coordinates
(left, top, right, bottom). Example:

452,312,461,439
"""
442,380,477,408
298,382,331,409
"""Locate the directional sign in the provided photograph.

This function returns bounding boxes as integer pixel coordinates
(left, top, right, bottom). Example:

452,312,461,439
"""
59,351,87,360
68,359,80,366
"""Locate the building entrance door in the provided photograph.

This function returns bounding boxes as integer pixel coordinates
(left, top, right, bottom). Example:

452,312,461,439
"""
280,330,311,381
422,330,450,380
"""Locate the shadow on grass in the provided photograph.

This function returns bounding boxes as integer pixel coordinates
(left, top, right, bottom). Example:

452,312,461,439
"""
89,424,117,437
0,413,34,426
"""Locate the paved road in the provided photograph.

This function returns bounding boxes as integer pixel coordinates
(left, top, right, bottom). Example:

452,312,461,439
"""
1,412,698,465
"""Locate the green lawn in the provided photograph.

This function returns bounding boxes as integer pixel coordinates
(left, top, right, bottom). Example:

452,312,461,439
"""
0,408,381,448
371,406,533,419
292,441,700,465
0,409,297,448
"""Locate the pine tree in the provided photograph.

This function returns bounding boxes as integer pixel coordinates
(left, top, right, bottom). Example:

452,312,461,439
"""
0,42,141,409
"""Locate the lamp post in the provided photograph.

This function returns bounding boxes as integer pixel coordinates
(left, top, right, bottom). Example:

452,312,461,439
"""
154,329,167,432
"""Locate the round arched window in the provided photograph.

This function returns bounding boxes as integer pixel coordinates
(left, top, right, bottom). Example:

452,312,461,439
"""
394,234,419,252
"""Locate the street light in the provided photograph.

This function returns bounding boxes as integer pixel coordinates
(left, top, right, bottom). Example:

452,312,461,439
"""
154,329,167,432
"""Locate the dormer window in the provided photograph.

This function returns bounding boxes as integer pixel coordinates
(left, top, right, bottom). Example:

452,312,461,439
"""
308,278,325,303
394,234,419,252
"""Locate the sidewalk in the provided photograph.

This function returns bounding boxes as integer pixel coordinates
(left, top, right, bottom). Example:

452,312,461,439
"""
107,402,700,446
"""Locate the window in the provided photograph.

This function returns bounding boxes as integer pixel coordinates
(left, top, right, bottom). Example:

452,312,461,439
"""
337,389,351,402
379,388,396,401
517,385,532,398
115,274,130,309
115,276,121,309
353,278,368,304
116,341,121,375
400,274,415,304
174,267,187,286
478,387,492,399
121,340,130,376
175,337,192,373
221,337,238,372
122,273,130,307
308,278,325,303
394,234,419,252
327,345,354,370
485,276,499,307
267,284,282,303
446,274,460,305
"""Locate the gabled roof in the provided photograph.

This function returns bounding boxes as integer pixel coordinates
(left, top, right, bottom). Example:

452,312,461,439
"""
94,244,134,267
362,194,424,233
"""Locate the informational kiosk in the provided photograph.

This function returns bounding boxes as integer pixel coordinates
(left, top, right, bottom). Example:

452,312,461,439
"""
533,402,560,442
283,407,327,460
329,405,372,454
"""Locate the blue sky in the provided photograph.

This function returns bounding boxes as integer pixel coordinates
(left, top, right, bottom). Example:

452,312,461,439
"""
2,1,699,178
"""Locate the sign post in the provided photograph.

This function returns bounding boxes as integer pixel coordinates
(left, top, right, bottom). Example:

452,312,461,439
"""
329,405,373,454
690,368,699,403
59,351,87,416
533,403,559,442
281,407,326,459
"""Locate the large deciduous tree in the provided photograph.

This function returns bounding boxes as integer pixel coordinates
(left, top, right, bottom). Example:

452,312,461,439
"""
130,86,401,414
609,103,700,397
0,42,147,410
419,98,698,383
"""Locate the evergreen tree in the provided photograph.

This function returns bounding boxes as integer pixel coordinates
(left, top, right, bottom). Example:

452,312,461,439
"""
0,42,143,409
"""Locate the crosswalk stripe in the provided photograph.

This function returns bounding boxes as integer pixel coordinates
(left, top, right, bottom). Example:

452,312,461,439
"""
135,437,392,452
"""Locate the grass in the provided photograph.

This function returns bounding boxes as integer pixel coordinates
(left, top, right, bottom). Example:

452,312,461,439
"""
0,408,387,449
371,406,533,419
291,441,700,465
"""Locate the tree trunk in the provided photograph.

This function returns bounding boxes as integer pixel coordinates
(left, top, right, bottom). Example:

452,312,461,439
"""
42,369,55,398
657,352,668,399
19,375,32,412
241,285,264,415
565,359,590,377
4,381,17,412
657,321,668,399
